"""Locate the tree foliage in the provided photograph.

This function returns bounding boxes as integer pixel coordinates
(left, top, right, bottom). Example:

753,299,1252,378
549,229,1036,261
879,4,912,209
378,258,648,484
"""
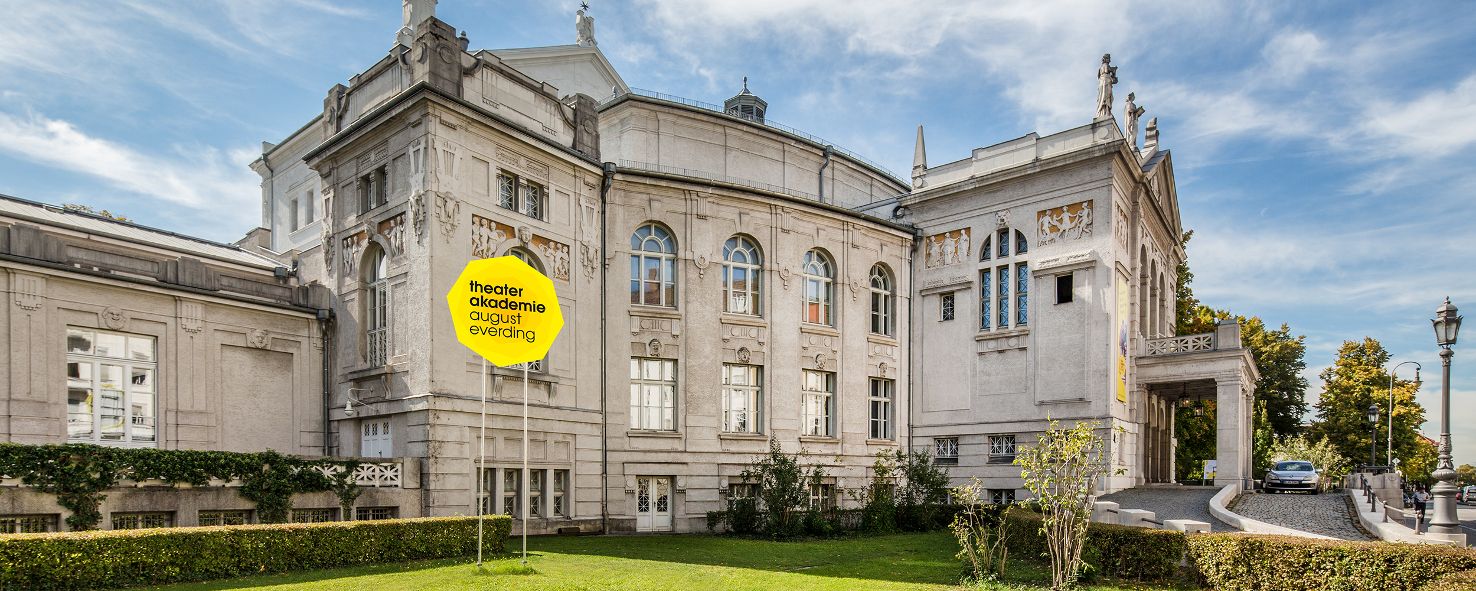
738,439,826,540
1308,338,1427,478
1014,419,1114,590
1267,434,1351,490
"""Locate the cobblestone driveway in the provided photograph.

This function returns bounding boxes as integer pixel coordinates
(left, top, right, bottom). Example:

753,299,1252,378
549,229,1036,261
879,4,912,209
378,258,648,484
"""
1230,491,1374,540
1098,487,1233,532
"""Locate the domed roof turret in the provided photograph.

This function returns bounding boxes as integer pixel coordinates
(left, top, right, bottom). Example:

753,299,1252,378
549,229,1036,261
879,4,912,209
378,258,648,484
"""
724,77,767,123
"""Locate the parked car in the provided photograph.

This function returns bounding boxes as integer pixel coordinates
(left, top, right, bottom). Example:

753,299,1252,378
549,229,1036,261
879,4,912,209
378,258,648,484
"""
1459,485,1476,505
1264,460,1319,494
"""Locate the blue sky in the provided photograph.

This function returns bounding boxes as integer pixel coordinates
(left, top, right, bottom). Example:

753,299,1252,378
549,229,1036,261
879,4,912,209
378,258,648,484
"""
2,1,1474,464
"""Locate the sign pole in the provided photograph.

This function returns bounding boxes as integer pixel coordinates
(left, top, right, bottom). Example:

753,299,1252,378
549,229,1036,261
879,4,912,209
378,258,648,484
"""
477,356,487,567
522,363,529,565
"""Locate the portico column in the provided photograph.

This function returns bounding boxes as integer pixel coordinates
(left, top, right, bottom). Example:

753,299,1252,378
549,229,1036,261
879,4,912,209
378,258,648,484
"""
1214,376,1248,489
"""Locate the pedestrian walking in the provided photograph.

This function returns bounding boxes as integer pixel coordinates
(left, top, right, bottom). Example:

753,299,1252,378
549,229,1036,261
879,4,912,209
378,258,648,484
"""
1414,487,1430,532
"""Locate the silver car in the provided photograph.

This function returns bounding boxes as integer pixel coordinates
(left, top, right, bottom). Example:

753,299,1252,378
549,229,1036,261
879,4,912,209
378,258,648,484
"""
1264,460,1319,494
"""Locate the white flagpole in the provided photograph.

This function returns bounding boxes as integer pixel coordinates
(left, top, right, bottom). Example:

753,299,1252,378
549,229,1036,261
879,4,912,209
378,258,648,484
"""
522,363,530,565
477,357,487,567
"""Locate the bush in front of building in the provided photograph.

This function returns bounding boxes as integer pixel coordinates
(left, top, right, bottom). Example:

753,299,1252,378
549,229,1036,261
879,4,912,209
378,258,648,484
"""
0,443,364,530
1002,509,1188,584
0,515,511,590
1419,568,1476,590
1186,533,1476,591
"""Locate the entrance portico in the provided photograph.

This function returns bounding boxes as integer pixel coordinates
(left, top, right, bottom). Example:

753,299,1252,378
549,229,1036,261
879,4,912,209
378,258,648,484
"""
1134,320,1259,489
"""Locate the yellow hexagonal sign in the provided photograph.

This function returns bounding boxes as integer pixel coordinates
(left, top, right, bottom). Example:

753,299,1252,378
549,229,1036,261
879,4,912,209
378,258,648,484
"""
446,256,564,366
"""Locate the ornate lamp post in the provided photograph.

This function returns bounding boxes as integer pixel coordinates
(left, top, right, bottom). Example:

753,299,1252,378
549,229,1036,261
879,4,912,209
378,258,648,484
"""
1428,298,1463,536
1367,403,1380,468
1388,361,1421,466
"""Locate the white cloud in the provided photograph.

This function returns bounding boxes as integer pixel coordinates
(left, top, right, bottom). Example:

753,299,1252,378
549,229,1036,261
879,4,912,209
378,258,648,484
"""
1359,74,1476,157
0,110,259,239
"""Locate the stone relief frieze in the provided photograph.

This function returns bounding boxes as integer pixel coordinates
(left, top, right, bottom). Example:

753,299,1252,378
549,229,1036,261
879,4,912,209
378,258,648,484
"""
924,228,971,268
531,234,572,281
435,192,460,243
410,191,427,244
378,213,406,255
341,231,367,276
471,215,515,259
1037,200,1094,245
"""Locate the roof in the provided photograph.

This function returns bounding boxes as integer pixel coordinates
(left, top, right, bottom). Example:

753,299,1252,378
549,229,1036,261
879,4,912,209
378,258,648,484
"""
0,194,281,269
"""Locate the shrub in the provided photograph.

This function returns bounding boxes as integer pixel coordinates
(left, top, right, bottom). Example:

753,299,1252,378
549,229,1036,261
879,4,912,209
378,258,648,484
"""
1003,510,1187,583
1013,418,1115,589
1419,568,1476,591
1187,534,1476,591
738,439,826,540
950,481,1012,583
0,515,512,590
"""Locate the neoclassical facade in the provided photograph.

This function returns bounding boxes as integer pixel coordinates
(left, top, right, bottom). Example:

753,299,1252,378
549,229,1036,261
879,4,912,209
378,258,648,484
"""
1,2,1255,535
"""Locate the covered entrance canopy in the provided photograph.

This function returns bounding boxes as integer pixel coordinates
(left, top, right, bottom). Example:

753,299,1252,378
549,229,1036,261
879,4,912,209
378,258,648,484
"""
1134,320,1260,489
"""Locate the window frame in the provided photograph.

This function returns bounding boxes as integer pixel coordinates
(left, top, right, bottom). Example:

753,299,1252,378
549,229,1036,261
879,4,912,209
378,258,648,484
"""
988,434,1017,464
553,469,570,517
979,224,1030,330
802,250,835,326
934,437,960,465
66,327,158,447
869,264,895,336
722,236,763,316
801,369,835,437
629,357,677,431
365,248,391,366
1055,273,1074,305
868,378,894,440
629,223,678,308
722,364,763,434
941,292,956,321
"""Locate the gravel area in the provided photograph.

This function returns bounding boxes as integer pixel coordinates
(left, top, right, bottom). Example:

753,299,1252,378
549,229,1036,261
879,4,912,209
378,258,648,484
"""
1098,487,1233,532
1230,492,1375,541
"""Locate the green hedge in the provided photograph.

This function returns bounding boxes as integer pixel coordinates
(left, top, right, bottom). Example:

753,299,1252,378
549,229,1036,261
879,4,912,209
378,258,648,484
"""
1002,510,1188,583
1419,568,1476,591
0,515,512,590
1187,534,1476,591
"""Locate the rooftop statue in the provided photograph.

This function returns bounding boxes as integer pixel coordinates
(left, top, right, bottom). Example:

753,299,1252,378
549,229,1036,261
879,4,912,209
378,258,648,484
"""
576,6,597,47
1124,92,1145,151
1095,53,1118,120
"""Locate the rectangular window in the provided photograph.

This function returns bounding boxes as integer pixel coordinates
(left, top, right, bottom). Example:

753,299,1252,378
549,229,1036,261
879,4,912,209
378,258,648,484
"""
0,514,58,533
198,510,251,526
355,507,398,521
801,370,835,437
358,173,372,213
980,269,992,330
480,467,496,515
288,194,300,231
1056,273,1074,304
530,470,544,518
303,189,315,223
373,166,388,209
988,489,1016,505
498,173,518,211
629,358,677,431
728,483,758,499
66,328,157,447
934,437,959,465
722,364,763,434
553,470,569,517
997,266,1010,329
940,292,955,321
869,378,894,440
290,508,338,523
503,468,521,517
1016,262,1029,326
523,181,546,220
809,483,836,510
988,434,1016,464
112,512,173,529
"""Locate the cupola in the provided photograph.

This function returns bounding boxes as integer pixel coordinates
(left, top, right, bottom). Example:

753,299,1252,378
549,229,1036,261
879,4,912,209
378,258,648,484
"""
724,77,767,123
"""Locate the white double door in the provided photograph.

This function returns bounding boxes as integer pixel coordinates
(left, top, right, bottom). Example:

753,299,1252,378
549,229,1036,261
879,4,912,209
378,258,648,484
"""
635,476,673,532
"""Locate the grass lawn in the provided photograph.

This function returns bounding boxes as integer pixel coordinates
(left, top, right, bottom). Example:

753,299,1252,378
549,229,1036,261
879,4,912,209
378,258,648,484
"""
141,532,1193,591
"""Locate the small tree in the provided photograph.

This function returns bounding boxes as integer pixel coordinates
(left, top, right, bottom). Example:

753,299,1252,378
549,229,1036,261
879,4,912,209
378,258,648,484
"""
740,439,825,539
951,478,1010,583
1014,419,1112,590
1268,434,1350,491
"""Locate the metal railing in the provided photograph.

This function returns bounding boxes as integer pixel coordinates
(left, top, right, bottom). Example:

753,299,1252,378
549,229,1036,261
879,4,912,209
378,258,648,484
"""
1145,333,1216,356
601,88,905,182
367,328,390,366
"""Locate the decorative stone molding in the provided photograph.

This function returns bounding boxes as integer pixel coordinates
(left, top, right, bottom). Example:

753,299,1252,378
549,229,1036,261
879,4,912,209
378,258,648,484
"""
777,267,793,290
736,347,751,363
435,192,460,243
341,232,367,277
924,228,970,268
246,329,271,349
646,338,662,357
409,190,428,244
579,244,599,280
471,215,514,259
101,306,128,331
996,210,1011,229
516,225,532,245
378,213,406,256
12,273,43,311
814,353,828,370
179,300,204,333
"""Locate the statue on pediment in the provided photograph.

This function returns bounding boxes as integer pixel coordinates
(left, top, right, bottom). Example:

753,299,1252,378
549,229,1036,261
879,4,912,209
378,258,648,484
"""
576,5,597,47
1124,92,1145,150
1095,53,1118,120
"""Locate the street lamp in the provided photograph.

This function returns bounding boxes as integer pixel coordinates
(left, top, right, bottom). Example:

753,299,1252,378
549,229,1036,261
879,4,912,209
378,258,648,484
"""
1388,361,1422,466
1427,297,1463,537
1367,403,1380,469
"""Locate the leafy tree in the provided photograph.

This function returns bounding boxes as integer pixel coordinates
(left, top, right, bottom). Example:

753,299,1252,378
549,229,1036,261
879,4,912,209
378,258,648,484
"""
1267,434,1351,491
1308,338,1426,478
1455,464,1476,487
1174,401,1216,483
1252,401,1276,476
1014,419,1114,590
739,439,825,540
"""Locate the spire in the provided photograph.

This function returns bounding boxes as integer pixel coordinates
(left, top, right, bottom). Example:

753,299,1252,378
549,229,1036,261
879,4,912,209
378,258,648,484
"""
911,125,927,189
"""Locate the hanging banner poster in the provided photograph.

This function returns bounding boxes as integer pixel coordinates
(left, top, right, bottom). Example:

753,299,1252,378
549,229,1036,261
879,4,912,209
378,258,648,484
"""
1116,273,1130,403
446,256,564,366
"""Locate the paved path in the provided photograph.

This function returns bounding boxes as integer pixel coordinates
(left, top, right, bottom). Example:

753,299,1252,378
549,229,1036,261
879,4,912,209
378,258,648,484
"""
1230,492,1374,540
1099,487,1233,532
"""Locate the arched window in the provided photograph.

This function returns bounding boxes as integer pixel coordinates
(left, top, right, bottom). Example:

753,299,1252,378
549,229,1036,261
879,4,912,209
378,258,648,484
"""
979,226,1029,330
723,236,762,315
869,264,894,336
509,247,545,274
364,247,390,365
630,223,676,307
802,250,834,326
